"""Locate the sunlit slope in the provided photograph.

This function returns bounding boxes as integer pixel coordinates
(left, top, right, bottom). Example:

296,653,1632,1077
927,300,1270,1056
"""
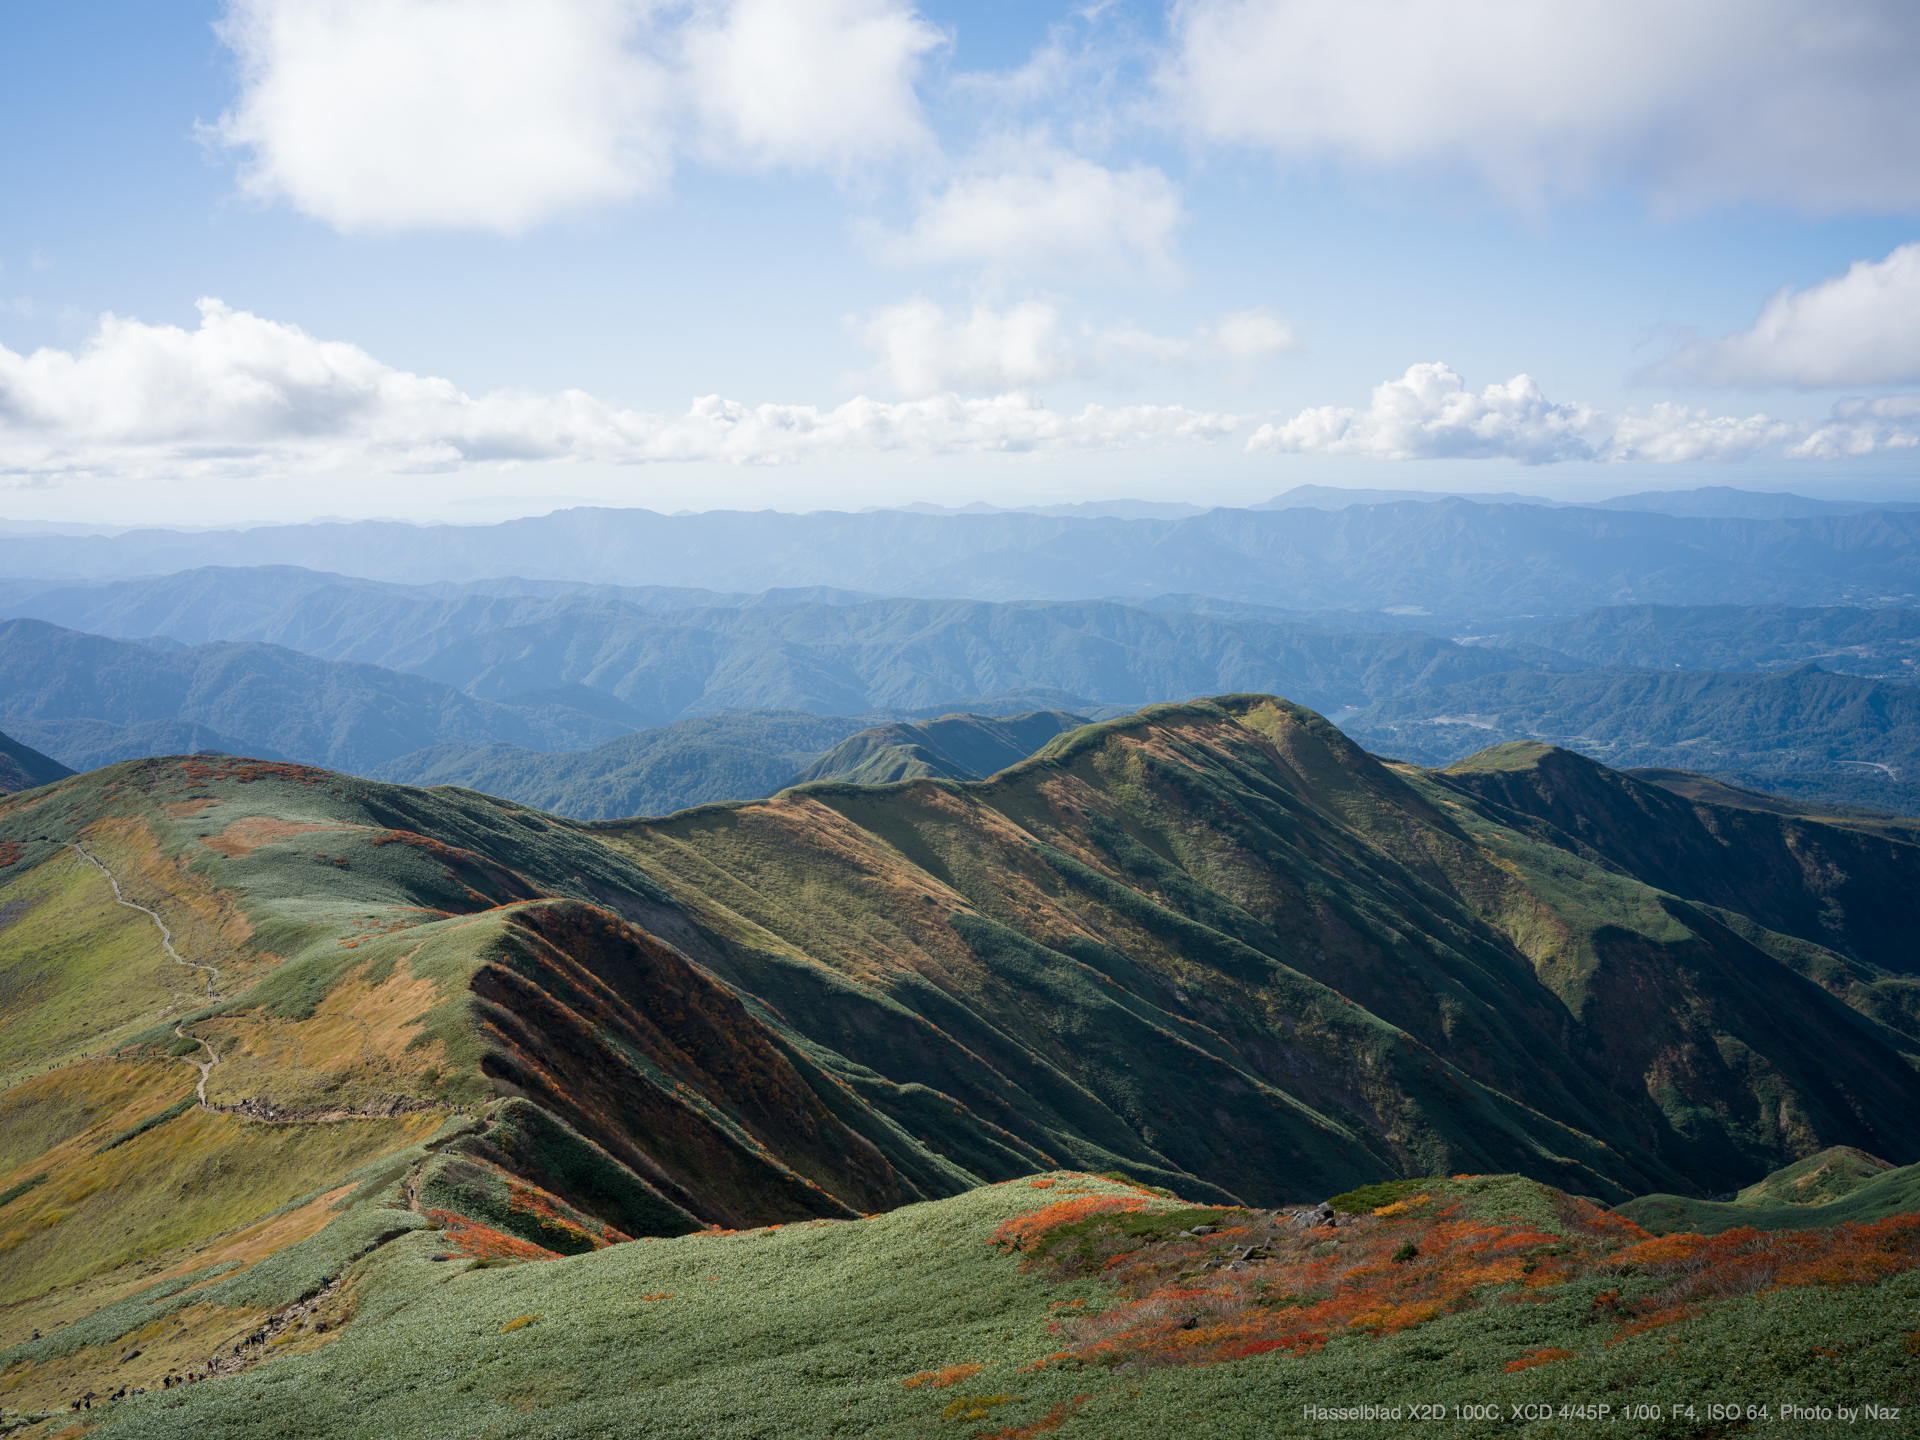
0,756,983,1408
1435,740,1919,973
602,696,1920,1203
789,709,1087,787
86,1171,1920,1440
1619,1147,1920,1236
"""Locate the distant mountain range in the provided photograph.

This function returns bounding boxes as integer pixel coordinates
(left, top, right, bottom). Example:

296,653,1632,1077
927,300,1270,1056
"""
366,708,1092,818
1494,602,1920,681
847,484,1920,520
0,618,633,775
9,568,1920,819
1,500,1915,612
1341,664,1920,814
0,573,1563,723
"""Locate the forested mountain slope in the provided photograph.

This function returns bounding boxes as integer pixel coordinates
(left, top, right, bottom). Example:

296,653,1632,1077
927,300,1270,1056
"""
0,620,636,773
1340,663,1920,814
369,710,890,820
0,729,71,794
1499,603,1920,681
4,567,1565,720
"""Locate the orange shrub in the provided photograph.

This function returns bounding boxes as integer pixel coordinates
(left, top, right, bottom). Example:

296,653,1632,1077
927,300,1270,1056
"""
903,1363,983,1390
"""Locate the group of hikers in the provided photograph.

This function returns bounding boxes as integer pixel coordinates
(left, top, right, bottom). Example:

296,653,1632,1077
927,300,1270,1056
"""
68,1358,218,1410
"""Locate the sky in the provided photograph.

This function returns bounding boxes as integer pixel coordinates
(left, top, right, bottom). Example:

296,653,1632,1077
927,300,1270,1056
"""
2,0,1919,526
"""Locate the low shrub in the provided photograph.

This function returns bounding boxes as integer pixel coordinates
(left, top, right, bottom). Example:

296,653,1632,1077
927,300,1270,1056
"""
1327,1177,1445,1214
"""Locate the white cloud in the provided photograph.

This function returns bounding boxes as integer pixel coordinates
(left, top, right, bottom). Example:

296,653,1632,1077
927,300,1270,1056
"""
1649,243,1920,388
853,300,1295,395
856,300,1075,394
1246,363,1919,464
214,0,671,233
874,144,1185,280
681,0,941,169
0,299,1240,482
1163,0,1920,211
212,0,940,233
1210,308,1296,362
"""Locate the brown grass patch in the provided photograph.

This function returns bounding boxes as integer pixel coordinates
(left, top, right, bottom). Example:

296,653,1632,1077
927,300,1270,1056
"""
0,1299,272,1413
202,818,346,859
163,799,223,819
156,1183,359,1295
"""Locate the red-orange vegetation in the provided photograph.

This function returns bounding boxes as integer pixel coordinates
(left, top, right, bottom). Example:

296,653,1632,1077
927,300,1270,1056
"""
425,1208,562,1264
903,1363,983,1390
976,1393,1092,1438
996,1188,1920,1376
1505,1348,1576,1372
0,841,20,866
990,1196,1152,1254
502,1178,626,1250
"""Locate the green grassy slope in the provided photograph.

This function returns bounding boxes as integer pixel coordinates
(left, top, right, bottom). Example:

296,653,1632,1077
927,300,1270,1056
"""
1737,1146,1895,1206
1424,742,1920,1057
1430,741,1920,974
80,1171,1920,1440
1620,1154,1920,1236
606,697,1920,1203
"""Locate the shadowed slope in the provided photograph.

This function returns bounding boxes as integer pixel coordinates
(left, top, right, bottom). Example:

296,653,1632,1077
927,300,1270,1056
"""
0,729,71,795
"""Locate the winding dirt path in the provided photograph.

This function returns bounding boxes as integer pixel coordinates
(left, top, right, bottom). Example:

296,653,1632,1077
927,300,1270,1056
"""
66,841,220,1000
172,1022,222,1104
66,840,226,1103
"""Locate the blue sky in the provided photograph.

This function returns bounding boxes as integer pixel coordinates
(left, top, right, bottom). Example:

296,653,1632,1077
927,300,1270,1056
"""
2,0,1918,525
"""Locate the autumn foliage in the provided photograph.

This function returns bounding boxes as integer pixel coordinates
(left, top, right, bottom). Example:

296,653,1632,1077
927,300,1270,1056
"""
424,1208,564,1265
992,1183,1920,1376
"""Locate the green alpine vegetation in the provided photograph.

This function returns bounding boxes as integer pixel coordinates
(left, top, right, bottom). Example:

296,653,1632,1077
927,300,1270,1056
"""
1619,1147,1920,1237
0,695,1915,1428
65,1170,1920,1439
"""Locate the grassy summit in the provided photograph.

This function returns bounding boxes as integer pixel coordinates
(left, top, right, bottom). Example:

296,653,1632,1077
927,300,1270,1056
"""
0,695,1915,1428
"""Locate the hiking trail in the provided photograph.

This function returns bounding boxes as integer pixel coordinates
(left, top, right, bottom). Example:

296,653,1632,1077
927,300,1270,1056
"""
66,841,220,999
